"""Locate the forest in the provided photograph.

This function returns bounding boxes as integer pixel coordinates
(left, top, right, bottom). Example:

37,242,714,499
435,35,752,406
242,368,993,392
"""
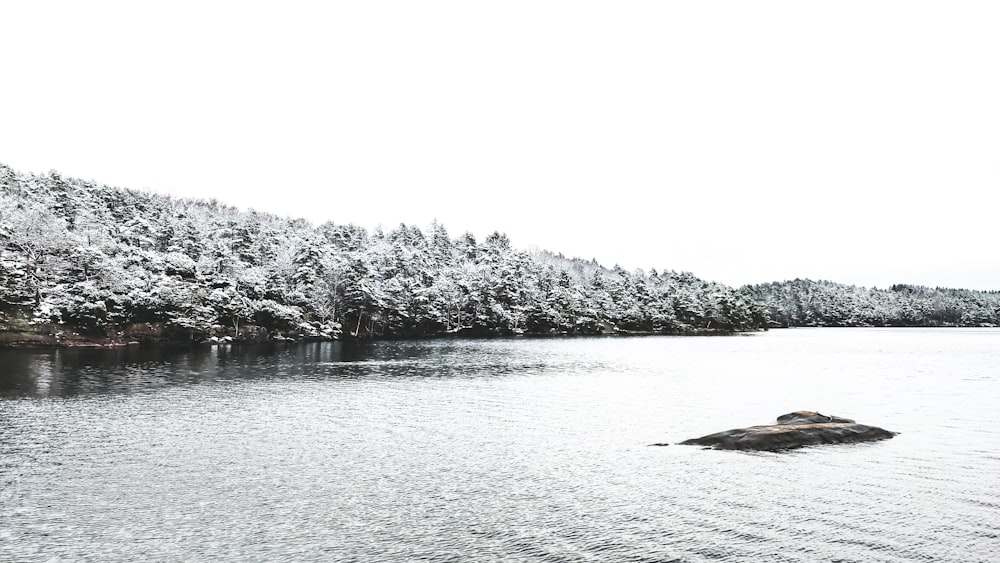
0,164,769,343
1,163,997,345
747,279,1000,328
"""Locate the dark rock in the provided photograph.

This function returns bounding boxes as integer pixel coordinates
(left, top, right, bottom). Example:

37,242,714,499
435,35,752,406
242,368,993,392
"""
678,411,897,451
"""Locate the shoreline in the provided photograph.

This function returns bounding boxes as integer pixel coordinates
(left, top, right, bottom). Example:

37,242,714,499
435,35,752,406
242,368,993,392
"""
0,326,746,349
4,323,997,350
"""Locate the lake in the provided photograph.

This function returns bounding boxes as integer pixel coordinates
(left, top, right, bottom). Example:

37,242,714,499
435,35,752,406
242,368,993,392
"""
2,328,998,562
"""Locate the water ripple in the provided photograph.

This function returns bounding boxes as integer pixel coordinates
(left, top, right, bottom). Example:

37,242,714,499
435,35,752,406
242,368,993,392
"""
2,329,999,561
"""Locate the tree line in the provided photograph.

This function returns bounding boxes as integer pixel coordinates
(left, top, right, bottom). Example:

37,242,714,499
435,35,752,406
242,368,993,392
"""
2,164,996,342
745,279,1000,327
0,164,769,342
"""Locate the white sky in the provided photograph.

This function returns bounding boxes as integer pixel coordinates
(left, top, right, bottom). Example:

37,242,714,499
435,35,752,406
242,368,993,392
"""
2,1,998,289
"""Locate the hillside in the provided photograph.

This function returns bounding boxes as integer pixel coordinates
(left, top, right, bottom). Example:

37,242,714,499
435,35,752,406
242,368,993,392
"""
0,164,767,345
4,164,997,346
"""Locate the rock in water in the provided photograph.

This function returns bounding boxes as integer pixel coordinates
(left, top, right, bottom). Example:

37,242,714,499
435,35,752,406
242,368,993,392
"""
678,411,896,451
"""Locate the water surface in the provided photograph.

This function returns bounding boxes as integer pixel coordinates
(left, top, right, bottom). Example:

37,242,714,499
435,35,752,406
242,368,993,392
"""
2,329,998,561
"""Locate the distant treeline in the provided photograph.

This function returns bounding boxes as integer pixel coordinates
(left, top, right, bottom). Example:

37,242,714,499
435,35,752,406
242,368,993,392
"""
0,164,769,342
2,164,997,343
747,279,1000,328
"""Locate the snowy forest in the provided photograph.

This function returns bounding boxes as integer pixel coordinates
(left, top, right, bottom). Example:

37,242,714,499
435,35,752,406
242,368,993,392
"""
1,163,998,345
0,164,769,343
747,279,1000,328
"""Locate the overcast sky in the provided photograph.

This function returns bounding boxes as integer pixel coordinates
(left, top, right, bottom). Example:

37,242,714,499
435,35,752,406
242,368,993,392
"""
2,2,998,289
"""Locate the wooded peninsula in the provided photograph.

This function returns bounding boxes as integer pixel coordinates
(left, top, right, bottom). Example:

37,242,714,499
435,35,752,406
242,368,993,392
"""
1,164,998,346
